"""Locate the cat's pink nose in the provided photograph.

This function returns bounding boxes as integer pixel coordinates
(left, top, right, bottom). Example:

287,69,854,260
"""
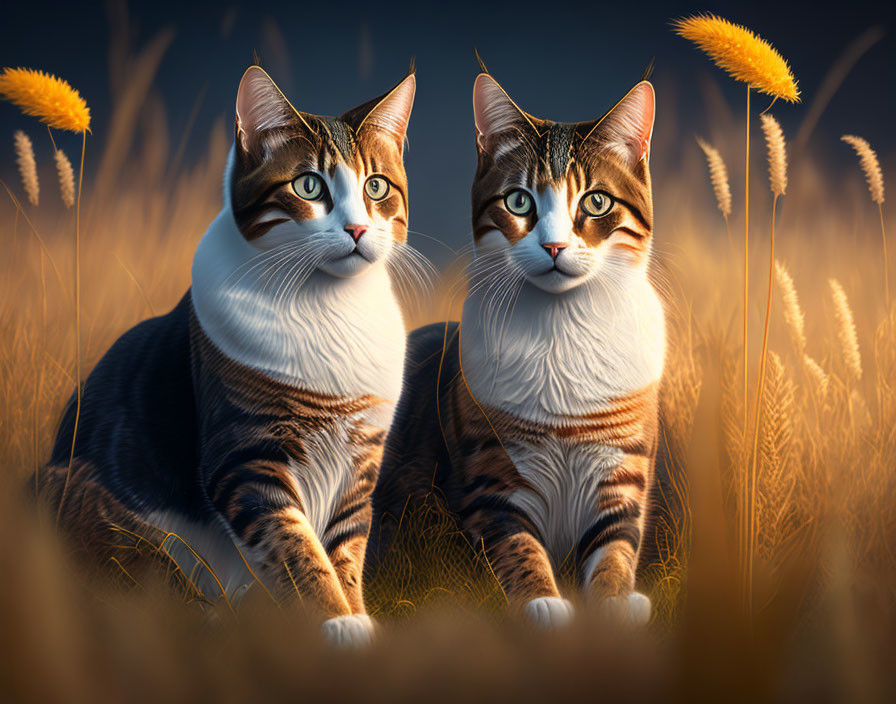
541,242,568,260
345,225,368,243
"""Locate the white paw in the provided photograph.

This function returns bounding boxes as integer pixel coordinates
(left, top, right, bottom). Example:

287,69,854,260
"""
524,596,574,629
601,591,651,626
321,614,375,648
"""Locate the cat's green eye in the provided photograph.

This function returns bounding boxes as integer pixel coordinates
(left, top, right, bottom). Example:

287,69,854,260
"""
365,176,390,201
504,189,534,217
292,173,324,201
580,191,614,218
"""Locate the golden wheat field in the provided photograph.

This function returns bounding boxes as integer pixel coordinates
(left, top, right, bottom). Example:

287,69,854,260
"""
1,19,896,704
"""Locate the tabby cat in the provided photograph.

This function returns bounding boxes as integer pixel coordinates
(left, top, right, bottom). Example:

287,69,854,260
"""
39,66,417,646
367,72,664,626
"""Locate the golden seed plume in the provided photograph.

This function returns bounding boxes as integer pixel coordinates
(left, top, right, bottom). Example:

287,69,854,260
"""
841,135,884,204
760,114,787,197
13,130,39,206
829,278,862,382
54,148,75,208
673,15,800,102
774,260,805,354
696,137,732,217
0,67,91,133
802,355,829,400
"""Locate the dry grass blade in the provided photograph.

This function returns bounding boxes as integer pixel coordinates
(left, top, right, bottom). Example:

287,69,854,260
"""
13,130,39,206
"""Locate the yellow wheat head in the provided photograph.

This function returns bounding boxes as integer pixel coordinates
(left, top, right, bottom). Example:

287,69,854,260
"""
774,260,805,354
760,114,788,197
0,67,90,133
673,15,800,102
54,149,75,208
829,278,862,382
841,135,884,205
13,130,38,206
695,137,732,218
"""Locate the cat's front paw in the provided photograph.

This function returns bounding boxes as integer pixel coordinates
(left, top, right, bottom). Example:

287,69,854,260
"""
600,591,651,626
321,614,375,648
524,596,574,629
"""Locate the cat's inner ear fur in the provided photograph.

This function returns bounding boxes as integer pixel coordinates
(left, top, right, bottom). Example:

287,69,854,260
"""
235,66,307,157
342,74,416,151
472,73,534,153
583,81,655,168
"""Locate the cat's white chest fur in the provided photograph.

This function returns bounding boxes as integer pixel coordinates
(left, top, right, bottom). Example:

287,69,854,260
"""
505,437,624,560
191,208,406,402
460,272,665,424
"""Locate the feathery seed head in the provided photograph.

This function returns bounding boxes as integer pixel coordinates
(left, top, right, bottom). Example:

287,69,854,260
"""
760,114,788,197
802,355,829,400
673,15,800,103
13,130,38,206
774,260,805,354
54,149,75,208
829,278,862,382
696,136,732,217
842,135,884,205
0,67,91,133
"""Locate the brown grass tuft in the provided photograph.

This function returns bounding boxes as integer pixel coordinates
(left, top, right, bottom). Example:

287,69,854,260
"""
13,129,39,205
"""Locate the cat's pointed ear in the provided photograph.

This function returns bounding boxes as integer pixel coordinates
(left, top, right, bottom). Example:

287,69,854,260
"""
584,81,655,167
349,74,416,151
473,73,533,153
235,66,307,155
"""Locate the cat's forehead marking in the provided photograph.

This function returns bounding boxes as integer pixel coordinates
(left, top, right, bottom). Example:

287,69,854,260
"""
544,123,575,182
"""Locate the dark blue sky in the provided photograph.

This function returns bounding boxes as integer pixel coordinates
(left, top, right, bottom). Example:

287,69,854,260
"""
2,0,894,261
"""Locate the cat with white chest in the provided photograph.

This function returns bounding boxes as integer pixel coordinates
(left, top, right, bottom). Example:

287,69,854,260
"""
40,65,418,646
368,69,665,627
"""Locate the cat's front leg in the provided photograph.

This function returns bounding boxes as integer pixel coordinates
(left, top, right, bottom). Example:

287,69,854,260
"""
465,508,572,628
579,454,651,625
210,468,352,617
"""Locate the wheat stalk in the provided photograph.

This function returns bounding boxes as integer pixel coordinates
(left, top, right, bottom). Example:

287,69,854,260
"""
747,113,790,617
696,136,732,218
841,134,887,306
829,278,862,382
675,23,799,530
775,260,806,354
54,148,75,208
13,130,39,206
757,351,796,563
